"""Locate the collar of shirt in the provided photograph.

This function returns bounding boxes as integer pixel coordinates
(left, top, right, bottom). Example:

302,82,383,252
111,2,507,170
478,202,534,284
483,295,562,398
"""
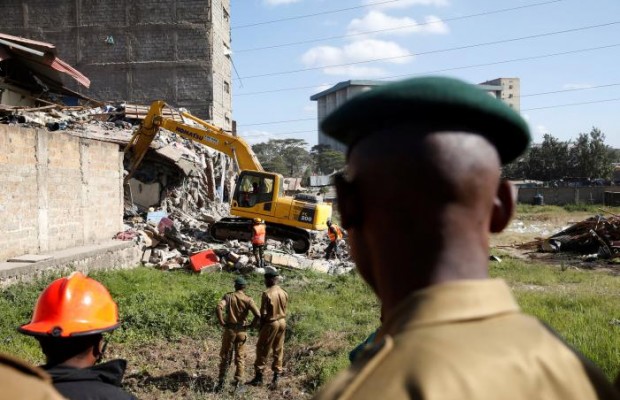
380,279,520,338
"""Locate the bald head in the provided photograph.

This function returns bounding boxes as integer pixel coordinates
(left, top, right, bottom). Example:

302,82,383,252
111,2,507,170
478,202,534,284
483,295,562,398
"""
336,128,515,305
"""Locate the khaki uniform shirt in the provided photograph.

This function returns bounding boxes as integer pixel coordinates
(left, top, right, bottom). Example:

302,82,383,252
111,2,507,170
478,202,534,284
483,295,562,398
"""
0,352,65,399
314,279,619,400
217,290,259,326
261,285,288,323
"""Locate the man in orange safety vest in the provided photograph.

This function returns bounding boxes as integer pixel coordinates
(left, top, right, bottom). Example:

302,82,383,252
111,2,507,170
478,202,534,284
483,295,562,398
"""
252,218,267,268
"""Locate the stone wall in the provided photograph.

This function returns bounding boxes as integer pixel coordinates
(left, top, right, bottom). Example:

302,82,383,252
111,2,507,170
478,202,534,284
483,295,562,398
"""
0,125,123,260
0,0,233,130
517,186,618,205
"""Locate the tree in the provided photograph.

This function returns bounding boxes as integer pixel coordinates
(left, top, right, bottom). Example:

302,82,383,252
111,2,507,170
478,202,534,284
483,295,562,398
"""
310,144,345,175
502,128,616,181
503,134,570,180
568,127,614,179
251,139,312,177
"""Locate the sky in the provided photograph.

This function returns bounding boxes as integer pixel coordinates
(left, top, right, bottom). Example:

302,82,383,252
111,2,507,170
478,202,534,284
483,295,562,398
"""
230,0,620,149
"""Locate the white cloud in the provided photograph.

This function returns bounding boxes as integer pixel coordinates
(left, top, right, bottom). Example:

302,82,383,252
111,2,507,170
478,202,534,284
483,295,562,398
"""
562,83,593,90
348,11,449,36
240,130,277,145
301,39,411,77
263,0,301,5
363,0,449,10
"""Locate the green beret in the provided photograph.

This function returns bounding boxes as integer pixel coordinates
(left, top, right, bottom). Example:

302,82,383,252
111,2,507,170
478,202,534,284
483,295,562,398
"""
320,76,531,164
264,266,279,277
234,277,247,286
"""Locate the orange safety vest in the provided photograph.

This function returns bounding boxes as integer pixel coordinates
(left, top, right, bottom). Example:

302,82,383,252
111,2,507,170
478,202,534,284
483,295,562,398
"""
252,224,266,245
328,225,343,242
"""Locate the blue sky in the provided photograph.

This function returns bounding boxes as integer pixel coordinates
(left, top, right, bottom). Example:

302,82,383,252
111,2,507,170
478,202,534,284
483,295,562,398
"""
230,0,620,149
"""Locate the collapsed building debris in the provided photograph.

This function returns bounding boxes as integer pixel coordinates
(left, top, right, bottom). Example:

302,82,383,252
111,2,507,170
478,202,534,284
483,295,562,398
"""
519,212,620,260
1,100,353,275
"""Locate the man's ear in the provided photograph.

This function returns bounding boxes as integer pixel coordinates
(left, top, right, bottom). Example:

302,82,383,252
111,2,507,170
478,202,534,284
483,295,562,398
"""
490,180,515,233
334,174,362,229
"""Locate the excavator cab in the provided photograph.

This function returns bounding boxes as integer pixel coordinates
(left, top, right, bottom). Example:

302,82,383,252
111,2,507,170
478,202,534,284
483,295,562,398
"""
232,171,281,212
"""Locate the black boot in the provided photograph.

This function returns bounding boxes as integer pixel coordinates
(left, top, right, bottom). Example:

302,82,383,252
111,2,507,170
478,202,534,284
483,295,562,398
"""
248,372,263,386
269,372,280,390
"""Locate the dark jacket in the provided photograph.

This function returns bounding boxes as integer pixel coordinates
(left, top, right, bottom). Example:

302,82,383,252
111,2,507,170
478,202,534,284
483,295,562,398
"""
43,359,136,400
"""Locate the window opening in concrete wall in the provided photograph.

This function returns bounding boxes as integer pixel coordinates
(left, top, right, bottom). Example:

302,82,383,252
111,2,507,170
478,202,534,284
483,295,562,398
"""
224,81,230,94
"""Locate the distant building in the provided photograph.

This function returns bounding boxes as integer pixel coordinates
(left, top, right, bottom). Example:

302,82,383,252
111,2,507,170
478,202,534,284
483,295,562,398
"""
310,78,521,153
478,78,520,112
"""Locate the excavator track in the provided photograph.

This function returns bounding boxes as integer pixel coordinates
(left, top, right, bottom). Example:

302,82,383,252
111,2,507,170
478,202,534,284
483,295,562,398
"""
210,218,311,254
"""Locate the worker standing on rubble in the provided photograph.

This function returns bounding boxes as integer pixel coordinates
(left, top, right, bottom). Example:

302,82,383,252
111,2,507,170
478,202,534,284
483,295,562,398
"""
249,266,288,390
324,219,344,260
252,218,267,268
312,76,620,400
214,276,260,391
19,272,136,399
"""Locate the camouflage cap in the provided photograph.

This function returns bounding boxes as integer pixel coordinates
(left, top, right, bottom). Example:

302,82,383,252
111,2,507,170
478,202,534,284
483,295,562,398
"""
320,76,531,165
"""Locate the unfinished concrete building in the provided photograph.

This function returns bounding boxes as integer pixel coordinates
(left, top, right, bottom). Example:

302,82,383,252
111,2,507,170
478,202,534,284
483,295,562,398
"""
0,0,233,130
311,78,521,153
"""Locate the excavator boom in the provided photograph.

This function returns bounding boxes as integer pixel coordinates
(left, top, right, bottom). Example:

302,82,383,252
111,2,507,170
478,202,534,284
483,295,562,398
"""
123,101,331,253
125,101,262,182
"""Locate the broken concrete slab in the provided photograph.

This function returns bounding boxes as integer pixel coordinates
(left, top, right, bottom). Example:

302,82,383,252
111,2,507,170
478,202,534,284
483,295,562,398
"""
7,254,53,263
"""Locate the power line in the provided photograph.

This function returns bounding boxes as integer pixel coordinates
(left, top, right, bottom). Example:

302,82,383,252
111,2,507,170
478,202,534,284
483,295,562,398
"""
232,0,416,29
242,129,317,139
237,97,620,141
236,0,564,53
235,21,620,80
523,97,620,111
238,117,316,128
522,83,620,97
235,43,620,97
237,86,620,129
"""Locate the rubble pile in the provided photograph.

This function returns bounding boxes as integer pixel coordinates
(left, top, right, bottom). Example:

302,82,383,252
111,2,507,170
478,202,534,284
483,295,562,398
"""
520,214,620,260
2,103,355,275
117,213,354,276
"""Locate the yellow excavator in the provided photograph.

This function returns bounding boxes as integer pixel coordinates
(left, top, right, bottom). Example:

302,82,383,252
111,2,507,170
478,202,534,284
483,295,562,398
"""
124,101,332,253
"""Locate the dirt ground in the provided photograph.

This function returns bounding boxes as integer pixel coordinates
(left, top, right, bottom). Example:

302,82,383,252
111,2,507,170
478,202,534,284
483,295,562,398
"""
108,332,347,399
109,335,312,399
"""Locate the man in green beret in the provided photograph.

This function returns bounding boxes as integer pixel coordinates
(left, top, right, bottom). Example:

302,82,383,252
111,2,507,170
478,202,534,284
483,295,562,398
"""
313,76,619,399
215,276,260,391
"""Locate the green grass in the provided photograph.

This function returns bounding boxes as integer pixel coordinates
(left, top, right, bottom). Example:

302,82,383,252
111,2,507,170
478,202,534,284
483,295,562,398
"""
0,267,379,390
491,258,620,378
1,259,618,390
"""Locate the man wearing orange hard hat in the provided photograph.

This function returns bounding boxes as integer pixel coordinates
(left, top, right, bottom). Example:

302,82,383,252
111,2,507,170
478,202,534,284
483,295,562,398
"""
19,272,136,400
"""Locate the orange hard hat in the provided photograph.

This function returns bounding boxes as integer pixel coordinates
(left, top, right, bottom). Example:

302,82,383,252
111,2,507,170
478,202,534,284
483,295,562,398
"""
19,272,119,337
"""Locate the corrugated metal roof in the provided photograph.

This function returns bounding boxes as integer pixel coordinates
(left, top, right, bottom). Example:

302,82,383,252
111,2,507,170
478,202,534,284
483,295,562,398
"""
0,32,90,88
